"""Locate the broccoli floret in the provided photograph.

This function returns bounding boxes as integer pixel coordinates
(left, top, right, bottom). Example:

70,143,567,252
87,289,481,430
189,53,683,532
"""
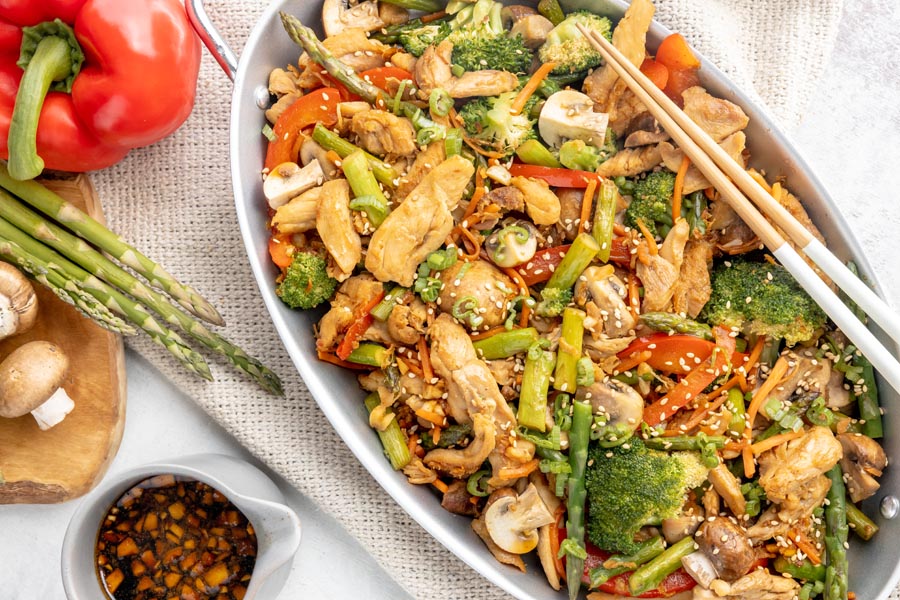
535,286,573,318
458,90,538,157
276,252,338,310
585,439,708,554
701,260,827,345
557,130,617,172
398,21,451,57
624,170,676,237
538,11,612,75
451,33,533,74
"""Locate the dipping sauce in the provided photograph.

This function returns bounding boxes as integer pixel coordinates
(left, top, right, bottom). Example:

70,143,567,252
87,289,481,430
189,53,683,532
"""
95,474,257,600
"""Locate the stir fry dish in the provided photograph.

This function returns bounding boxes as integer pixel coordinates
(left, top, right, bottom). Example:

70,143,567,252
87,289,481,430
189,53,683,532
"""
261,0,887,598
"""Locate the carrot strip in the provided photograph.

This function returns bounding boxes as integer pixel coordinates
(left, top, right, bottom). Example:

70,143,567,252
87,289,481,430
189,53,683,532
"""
635,218,658,255
703,186,716,200
742,444,756,478
397,356,425,378
510,62,558,115
680,375,742,432
613,223,627,236
432,427,442,446
549,504,566,581
788,528,822,565
502,266,532,327
750,430,803,455
497,458,541,480
415,408,446,427
407,433,420,458
469,325,509,341
432,479,449,494
461,168,486,222
615,350,652,374
417,336,434,382
739,335,767,377
580,178,597,234
317,350,376,370
745,356,790,434
627,274,641,319
672,155,691,222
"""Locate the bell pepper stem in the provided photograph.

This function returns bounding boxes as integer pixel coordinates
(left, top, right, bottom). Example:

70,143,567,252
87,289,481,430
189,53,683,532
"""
8,36,74,180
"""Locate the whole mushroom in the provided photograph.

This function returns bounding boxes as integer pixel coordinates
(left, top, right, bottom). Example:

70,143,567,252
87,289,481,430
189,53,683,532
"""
0,341,75,430
0,262,38,341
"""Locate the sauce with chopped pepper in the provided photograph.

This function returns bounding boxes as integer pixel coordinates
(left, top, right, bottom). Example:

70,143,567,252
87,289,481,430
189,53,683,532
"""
95,474,257,600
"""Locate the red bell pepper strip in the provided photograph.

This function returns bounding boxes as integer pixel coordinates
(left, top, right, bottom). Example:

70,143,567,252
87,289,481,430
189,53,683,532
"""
264,87,340,172
0,0,201,180
323,66,414,102
515,239,631,286
336,289,386,360
508,163,604,188
642,326,736,427
619,333,747,377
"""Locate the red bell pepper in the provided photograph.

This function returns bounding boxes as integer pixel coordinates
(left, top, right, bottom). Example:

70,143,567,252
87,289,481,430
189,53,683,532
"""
0,0,201,180
508,163,604,188
514,239,632,286
263,87,340,171
619,333,747,377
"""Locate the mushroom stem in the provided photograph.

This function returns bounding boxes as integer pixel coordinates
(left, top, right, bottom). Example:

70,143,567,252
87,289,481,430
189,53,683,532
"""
30,386,74,430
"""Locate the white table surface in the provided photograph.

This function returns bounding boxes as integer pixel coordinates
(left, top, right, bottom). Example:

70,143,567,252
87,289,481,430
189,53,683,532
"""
1,1,899,598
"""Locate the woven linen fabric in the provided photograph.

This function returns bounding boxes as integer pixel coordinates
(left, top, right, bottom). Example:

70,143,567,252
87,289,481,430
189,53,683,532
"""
90,1,844,598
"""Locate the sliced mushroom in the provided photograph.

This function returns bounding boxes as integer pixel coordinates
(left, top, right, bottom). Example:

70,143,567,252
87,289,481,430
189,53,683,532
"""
263,161,326,209
623,113,669,148
0,263,38,341
574,266,637,339
661,503,702,544
511,15,554,49
681,551,719,589
485,221,538,268
530,473,562,590
696,518,755,581
484,483,554,554
299,138,339,179
440,480,478,516
538,90,609,149
0,341,74,430
707,463,746,517
838,433,887,503
322,0,384,37
575,378,643,435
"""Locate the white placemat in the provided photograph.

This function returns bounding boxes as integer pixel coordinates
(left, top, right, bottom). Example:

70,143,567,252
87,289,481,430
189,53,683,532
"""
90,1,853,598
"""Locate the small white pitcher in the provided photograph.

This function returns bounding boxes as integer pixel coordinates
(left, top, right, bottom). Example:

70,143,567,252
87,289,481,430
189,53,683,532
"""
61,453,302,600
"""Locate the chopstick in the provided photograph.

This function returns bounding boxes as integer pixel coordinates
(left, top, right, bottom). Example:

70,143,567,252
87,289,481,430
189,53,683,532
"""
577,24,900,395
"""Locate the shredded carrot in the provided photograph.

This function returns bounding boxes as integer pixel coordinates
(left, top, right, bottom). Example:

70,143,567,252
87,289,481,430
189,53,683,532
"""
635,218,658,255
497,458,541,480
455,224,483,261
747,169,772,193
415,408,446,428
680,375,743,432
316,350,375,370
470,325,509,341
417,336,434,382
613,223,627,236
397,356,425,378
510,61,557,116
672,155,691,222
703,186,716,200
745,356,790,435
432,427,442,446
502,266,532,327
580,178,597,234
407,433,420,458
463,136,506,158
739,336,767,377
432,479,449,494
751,430,804,455
461,168,487,222
788,528,822,565
723,441,744,453
770,181,784,202
627,274,641,319
615,350,652,374
742,443,756,478
550,504,566,581
420,9,447,22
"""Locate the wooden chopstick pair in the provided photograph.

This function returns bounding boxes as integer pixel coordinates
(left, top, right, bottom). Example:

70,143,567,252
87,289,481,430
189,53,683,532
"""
577,24,900,395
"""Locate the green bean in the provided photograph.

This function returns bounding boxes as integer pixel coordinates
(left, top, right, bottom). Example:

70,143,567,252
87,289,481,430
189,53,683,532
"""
546,232,599,290
565,400,592,600
554,308,585,393
593,178,618,263
364,393,411,470
517,348,555,432
472,327,538,360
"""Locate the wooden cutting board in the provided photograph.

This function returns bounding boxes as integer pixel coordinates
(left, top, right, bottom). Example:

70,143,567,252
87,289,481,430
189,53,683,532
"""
0,174,126,504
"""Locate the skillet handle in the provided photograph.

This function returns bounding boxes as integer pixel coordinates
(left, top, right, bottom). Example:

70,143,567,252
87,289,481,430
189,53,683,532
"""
185,0,238,81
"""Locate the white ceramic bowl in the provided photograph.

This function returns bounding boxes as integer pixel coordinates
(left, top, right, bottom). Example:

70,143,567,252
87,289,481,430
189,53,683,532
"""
196,0,900,597
61,453,301,600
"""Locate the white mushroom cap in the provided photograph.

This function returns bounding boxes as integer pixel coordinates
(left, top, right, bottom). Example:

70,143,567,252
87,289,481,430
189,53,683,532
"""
263,160,326,209
484,483,555,554
0,341,74,430
322,0,384,38
0,262,38,341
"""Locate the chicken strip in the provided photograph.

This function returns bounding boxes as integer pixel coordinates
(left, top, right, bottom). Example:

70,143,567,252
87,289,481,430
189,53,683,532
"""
316,179,360,281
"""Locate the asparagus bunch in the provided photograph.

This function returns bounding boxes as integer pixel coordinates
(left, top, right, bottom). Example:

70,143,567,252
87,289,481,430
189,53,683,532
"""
0,164,223,325
0,217,211,380
0,168,283,394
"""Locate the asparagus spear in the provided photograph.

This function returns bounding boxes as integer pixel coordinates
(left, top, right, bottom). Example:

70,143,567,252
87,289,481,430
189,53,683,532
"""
472,327,538,360
643,435,727,452
0,190,281,394
546,232,599,291
629,535,696,596
640,312,714,340
379,0,444,12
364,392,411,470
554,307,585,393
0,251,137,336
824,464,849,600
279,12,445,136
846,500,879,541
0,225,211,380
312,124,398,188
517,347,555,432
589,535,665,588
564,399,592,600
0,163,223,325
